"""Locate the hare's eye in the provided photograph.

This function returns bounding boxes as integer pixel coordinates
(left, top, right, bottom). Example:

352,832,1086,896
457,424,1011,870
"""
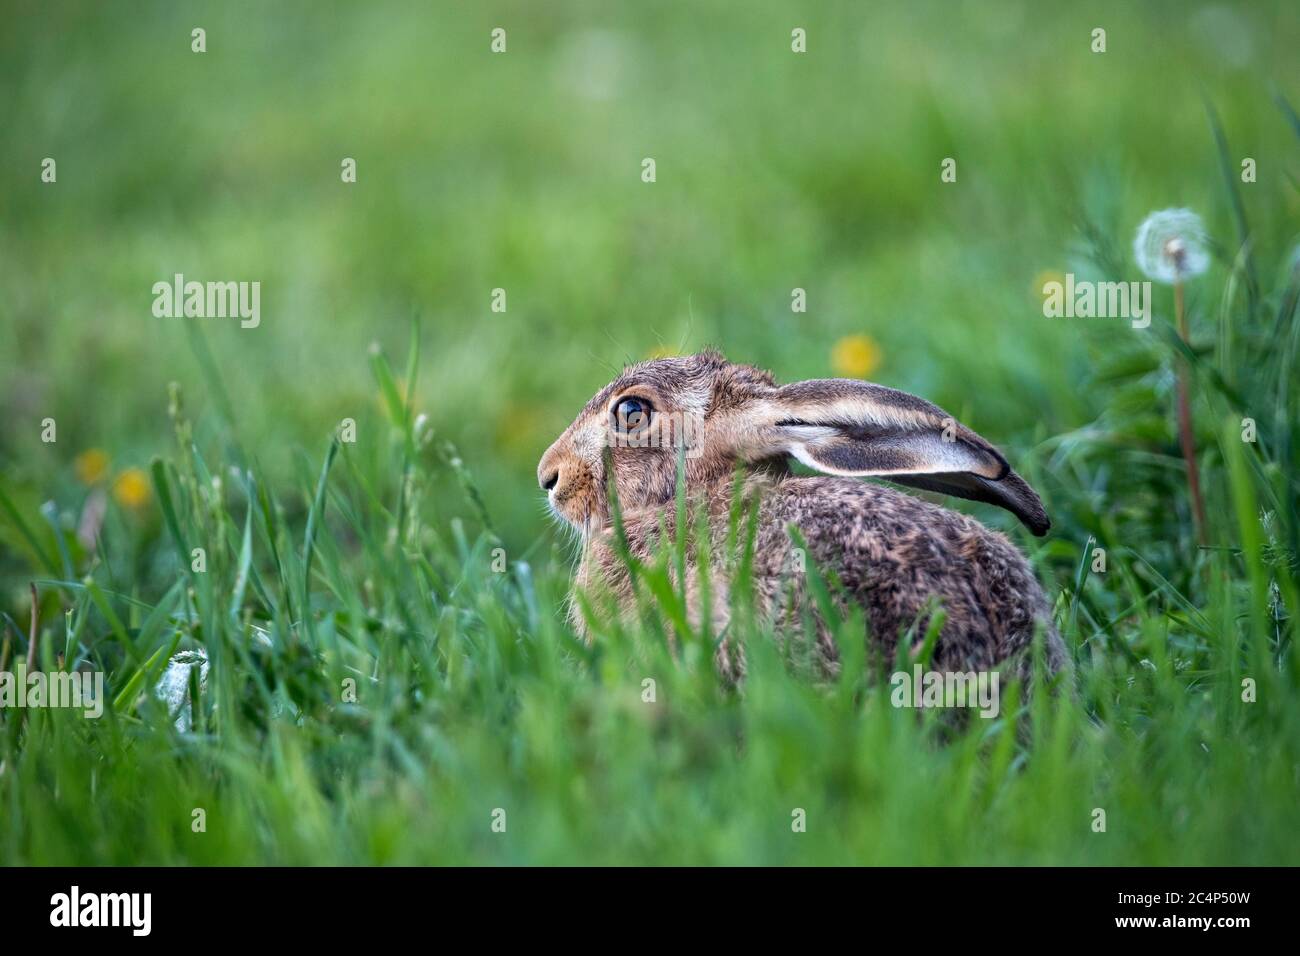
613,397,653,436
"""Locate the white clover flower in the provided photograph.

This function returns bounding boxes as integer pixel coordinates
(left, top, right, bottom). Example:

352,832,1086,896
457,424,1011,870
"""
1133,208,1211,284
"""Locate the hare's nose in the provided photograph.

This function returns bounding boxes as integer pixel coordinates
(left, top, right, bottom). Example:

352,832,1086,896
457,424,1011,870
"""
537,442,566,492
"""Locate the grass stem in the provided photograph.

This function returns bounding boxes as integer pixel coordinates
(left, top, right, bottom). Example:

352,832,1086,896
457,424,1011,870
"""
1174,279,1208,547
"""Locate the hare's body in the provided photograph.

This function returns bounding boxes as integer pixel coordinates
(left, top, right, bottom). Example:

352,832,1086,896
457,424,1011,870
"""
577,473,1064,682
540,351,1067,684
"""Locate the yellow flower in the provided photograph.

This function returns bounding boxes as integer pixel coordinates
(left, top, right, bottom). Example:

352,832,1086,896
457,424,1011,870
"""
645,344,677,360
1033,270,1066,303
831,334,882,379
74,449,111,485
111,469,151,511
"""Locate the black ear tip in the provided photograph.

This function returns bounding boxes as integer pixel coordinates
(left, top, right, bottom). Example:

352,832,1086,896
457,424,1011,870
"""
994,470,1050,536
1021,508,1051,536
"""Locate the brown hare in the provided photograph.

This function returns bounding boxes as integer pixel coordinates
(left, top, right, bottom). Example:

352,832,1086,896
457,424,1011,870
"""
538,350,1067,685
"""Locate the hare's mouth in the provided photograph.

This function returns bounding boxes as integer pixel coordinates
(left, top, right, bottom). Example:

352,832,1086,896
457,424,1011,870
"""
547,493,606,539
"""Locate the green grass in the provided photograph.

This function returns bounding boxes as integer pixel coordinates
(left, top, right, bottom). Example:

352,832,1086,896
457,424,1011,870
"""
2,0,1300,864
3,313,1298,865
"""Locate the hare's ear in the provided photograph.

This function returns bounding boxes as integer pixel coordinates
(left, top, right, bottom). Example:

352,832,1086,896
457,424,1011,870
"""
751,379,1050,535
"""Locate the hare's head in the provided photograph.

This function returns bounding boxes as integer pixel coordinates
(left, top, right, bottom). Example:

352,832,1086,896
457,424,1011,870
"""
537,350,1049,536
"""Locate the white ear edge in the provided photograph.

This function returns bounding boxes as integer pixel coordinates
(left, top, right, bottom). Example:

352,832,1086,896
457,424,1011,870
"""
787,443,862,476
779,424,838,443
785,441,926,478
785,432,993,478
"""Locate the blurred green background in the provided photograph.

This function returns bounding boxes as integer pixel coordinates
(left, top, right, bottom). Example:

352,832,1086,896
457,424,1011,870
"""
4,0,1297,572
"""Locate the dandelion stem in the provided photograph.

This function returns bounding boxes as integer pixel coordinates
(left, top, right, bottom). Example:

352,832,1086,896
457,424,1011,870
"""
28,582,39,669
1174,279,1208,547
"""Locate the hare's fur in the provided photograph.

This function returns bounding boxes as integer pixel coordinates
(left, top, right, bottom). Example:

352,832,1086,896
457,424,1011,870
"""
540,351,1067,683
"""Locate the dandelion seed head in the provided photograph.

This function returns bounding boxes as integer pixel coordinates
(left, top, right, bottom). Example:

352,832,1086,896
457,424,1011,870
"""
1134,208,1210,284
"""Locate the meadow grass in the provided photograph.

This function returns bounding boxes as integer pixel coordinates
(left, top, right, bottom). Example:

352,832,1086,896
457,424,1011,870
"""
2,1,1300,865
2,288,1299,865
